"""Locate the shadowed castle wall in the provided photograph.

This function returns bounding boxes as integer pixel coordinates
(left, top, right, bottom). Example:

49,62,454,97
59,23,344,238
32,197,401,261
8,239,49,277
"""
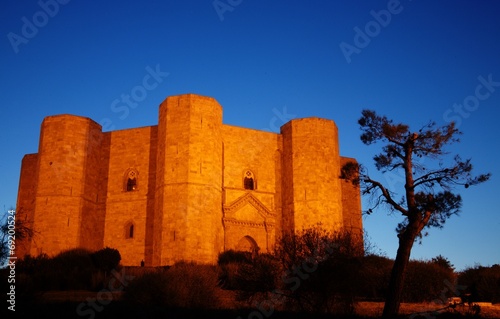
79,118,107,252
15,154,39,257
340,157,363,240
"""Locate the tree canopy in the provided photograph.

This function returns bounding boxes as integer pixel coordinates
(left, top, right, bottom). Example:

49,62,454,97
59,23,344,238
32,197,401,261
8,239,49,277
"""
342,109,490,317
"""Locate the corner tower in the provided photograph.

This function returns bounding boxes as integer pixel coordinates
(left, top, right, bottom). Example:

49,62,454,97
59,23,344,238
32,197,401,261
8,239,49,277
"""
281,117,344,234
29,115,105,256
154,94,224,265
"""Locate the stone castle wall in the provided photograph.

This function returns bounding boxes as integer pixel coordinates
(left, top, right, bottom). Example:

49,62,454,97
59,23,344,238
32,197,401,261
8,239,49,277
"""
155,95,224,265
15,93,362,266
35,116,105,255
281,118,344,234
221,124,282,254
103,126,157,266
15,154,38,257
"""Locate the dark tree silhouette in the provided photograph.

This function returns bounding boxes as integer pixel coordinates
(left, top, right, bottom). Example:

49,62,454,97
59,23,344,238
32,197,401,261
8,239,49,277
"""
341,110,490,318
431,254,455,272
1,208,35,265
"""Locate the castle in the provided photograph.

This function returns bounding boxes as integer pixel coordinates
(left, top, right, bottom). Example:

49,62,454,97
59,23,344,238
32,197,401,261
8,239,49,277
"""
15,93,362,266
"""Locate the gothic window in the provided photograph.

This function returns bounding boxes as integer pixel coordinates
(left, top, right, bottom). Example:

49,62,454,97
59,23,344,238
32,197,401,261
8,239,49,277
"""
124,169,138,191
127,178,137,191
125,222,134,239
243,170,255,190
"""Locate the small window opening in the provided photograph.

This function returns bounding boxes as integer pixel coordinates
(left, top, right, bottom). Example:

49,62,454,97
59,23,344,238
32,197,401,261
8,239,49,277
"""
127,178,137,191
244,177,254,190
125,169,138,191
126,223,134,239
243,170,255,190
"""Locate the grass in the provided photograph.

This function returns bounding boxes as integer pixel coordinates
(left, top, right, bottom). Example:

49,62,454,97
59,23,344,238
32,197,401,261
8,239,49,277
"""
5,293,499,319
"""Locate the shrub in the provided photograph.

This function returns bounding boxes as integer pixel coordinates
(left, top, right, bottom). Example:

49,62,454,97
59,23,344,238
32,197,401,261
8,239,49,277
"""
17,253,50,273
16,249,99,292
218,249,252,265
47,248,96,290
122,271,169,306
16,254,51,293
458,264,500,303
218,251,279,293
402,259,455,303
165,262,222,309
272,225,364,315
357,254,392,300
123,261,222,309
91,247,121,272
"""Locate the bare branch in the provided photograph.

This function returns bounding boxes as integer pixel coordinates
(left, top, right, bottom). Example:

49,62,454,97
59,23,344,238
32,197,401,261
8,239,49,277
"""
361,176,408,216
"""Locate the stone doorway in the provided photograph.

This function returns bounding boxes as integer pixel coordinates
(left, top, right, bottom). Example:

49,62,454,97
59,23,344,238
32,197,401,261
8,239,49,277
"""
235,235,259,253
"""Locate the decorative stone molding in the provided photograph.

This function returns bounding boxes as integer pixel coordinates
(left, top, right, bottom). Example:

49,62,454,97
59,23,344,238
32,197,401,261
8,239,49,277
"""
223,192,274,218
223,192,275,230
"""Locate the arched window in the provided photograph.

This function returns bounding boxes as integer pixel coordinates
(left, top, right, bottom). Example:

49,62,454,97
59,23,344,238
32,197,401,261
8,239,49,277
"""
124,169,138,191
127,177,137,191
243,170,255,190
125,222,134,239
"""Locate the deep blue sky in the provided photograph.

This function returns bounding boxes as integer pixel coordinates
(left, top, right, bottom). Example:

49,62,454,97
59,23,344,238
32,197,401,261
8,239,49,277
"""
1,1,499,271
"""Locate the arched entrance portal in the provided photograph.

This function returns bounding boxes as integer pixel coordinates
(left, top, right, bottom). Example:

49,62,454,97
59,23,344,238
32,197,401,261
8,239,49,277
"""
235,235,259,253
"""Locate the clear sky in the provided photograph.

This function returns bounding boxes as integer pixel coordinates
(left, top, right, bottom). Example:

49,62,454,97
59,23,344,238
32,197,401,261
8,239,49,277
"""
1,0,499,271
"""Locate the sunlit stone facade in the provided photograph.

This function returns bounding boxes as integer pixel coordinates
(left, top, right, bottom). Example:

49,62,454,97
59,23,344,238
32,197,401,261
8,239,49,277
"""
16,93,362,266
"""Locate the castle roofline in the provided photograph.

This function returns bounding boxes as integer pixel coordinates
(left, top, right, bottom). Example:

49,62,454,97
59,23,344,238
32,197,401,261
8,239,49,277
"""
22,153,38,159
159,93,221,108
279,116,337,133
43,114,102,129
222,123,280,136
283,116,335,123
340,156,358,162
105,124,158,134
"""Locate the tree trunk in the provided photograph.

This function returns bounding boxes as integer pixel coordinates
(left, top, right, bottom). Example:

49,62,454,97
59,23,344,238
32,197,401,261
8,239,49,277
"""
382,227,418,318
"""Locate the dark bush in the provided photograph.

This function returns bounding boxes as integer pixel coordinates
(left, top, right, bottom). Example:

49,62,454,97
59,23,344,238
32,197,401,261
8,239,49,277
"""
357,254,392,300
218,251,278,293
458,264,500,303
402,259,455,303
16,249,98,292
46,248,96,290
122,271,169,306
165,262,222,309
273,225,363,315
218,249,252,265
17,253,50,273
91,247,121,272
123,261,222,309
355,255,457,303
